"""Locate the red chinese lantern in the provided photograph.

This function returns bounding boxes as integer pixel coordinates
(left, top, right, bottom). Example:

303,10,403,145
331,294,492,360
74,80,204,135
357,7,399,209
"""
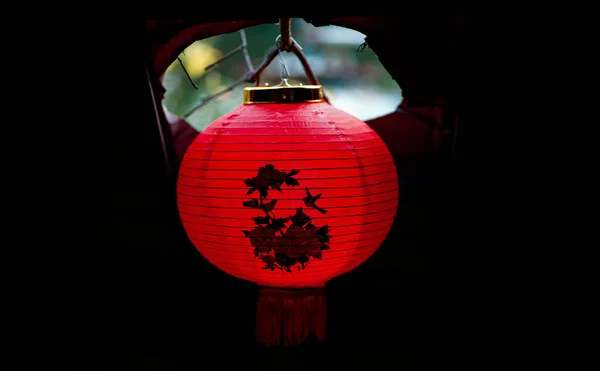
177,84,399,345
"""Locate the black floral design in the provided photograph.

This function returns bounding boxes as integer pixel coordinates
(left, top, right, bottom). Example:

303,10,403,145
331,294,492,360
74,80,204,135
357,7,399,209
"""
241,164,332,272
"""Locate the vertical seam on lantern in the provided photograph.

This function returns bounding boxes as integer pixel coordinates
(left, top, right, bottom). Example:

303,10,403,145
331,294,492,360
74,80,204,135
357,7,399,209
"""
324,111,368,278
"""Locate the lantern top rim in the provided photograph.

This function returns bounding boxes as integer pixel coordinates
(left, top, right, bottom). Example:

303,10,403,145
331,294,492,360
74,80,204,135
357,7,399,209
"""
243,85,324,105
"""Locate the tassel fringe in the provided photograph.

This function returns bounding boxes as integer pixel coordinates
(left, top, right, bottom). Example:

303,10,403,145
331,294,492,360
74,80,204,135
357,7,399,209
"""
256,287,327,346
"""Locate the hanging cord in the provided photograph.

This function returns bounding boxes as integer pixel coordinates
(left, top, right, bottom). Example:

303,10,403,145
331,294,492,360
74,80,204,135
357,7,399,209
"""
275,40,295,87
278,48,291,83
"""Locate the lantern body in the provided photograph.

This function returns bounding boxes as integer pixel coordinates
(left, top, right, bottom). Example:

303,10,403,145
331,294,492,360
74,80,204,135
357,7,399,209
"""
177,101,398,288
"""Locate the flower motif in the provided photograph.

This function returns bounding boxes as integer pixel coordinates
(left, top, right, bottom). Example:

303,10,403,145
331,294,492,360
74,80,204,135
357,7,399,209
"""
241,164,331,272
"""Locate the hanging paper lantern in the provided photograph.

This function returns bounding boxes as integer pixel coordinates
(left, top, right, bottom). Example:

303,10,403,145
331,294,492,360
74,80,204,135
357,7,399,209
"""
177,84,399,345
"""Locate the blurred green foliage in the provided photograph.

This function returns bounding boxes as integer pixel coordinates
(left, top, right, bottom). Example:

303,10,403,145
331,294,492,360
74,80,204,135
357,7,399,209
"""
163,20,402,131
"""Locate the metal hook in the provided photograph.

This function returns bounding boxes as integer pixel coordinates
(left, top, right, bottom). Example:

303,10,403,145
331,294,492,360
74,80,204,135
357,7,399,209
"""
277,38,291,83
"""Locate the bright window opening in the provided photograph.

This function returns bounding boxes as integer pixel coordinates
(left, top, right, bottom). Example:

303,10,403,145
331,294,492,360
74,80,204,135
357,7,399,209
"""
162,20,403,131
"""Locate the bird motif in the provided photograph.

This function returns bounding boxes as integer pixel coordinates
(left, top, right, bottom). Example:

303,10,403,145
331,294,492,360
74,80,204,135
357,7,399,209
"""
303,187,327,214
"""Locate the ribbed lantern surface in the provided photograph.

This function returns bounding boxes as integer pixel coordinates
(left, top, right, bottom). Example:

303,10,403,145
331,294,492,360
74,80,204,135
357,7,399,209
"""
177,97,398,288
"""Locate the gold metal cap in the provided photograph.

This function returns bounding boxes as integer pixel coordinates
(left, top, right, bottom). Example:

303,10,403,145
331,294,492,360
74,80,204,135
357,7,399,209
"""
243,85,324,104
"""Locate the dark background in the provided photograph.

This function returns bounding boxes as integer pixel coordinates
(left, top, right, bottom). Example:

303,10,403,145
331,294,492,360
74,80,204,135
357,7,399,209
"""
31,16,535,369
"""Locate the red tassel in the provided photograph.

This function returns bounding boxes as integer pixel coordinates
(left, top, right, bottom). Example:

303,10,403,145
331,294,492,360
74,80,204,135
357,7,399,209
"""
256,287,327,346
